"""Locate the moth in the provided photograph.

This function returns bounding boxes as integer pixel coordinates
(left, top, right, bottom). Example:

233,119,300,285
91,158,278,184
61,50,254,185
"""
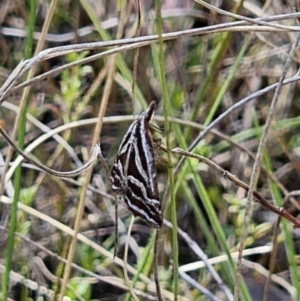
110,101,163,228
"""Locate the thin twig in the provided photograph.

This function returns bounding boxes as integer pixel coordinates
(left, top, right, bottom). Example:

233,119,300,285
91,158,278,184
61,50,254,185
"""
165,146,300,228
233,31,300,301
0,126,99,178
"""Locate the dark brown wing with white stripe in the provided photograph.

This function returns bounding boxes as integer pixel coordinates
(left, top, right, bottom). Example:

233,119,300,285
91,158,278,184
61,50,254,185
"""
110,102,162,228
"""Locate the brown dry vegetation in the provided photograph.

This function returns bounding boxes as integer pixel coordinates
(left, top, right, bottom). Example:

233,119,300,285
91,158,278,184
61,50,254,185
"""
0,0,300,300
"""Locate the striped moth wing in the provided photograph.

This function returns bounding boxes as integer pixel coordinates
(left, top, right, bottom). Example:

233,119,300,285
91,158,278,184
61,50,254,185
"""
110,101,163,228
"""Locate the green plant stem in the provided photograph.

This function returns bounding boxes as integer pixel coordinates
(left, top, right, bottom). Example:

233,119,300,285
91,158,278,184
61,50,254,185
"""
155,0,179,299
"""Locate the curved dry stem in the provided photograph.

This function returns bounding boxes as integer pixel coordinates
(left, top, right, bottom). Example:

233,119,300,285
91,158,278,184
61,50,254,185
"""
0,126,100,178
2,100,81,165
1,13,300,104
